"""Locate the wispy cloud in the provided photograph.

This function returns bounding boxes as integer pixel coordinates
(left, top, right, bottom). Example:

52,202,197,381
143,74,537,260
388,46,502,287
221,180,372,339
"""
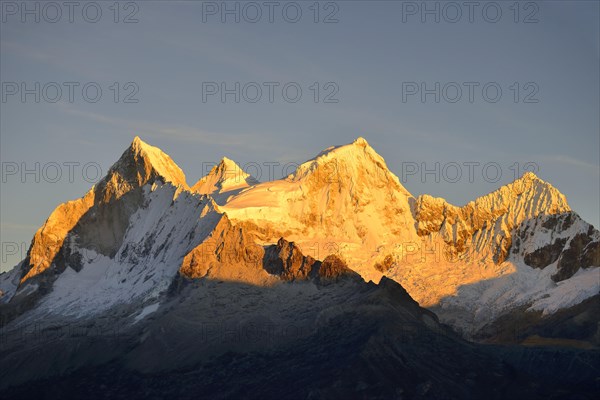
1,39,90,77
545,154,600,176
56,102,284,151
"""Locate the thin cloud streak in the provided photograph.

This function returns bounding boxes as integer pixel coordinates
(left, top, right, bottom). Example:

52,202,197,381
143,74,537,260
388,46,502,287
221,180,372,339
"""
56,102,283,151
544,155,600,176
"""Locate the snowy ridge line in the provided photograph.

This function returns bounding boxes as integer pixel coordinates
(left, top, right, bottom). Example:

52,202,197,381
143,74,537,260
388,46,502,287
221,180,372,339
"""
0,136,597,336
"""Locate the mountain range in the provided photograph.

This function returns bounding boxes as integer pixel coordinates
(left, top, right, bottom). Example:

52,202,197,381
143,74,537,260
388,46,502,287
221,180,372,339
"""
0,136,598,399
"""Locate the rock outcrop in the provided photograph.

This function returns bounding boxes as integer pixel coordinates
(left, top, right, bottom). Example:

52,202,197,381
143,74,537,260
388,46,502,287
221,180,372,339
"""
262,238,319,281
179,215,268,284
511,212,600,281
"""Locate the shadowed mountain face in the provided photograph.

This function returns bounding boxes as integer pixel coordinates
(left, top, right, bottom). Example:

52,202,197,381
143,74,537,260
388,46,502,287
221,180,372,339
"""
432,211,600,342
0,137,598,398
1,276,598,399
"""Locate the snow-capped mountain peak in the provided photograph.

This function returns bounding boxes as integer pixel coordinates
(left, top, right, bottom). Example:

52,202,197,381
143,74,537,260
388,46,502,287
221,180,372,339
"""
18,137,189,284
415,171,570,257
222,138,419,282
289,136,411,195
129,136,187,186
100,136,188,196
220,155,240,168
352,136,369,146
191,156,259,197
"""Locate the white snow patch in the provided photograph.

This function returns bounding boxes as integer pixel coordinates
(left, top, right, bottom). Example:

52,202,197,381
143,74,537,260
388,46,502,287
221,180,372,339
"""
529,267,600,315
133,303,160,323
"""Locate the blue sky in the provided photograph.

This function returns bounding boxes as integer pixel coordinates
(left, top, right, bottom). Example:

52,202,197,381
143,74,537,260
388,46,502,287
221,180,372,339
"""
1,1,599,271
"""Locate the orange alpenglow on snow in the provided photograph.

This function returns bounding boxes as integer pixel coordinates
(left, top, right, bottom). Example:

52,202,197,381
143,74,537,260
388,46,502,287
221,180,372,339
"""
12,136,597,333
